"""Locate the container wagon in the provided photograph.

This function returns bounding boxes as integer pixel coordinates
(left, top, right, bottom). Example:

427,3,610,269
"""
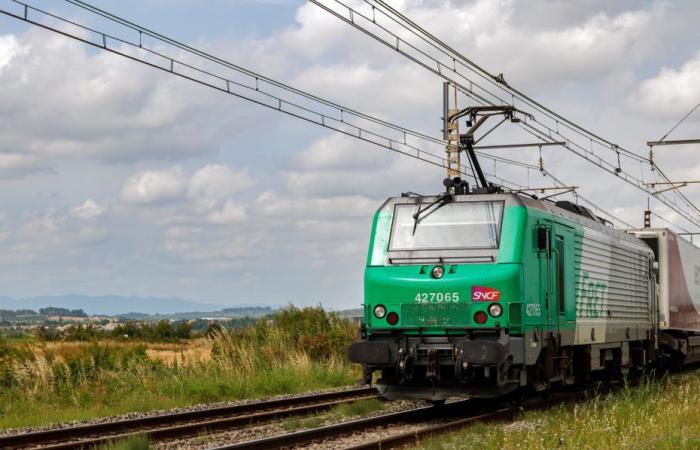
628,228,700,366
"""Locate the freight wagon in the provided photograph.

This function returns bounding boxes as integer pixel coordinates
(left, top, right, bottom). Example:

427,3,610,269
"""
629,228,700,365
349,191,700,401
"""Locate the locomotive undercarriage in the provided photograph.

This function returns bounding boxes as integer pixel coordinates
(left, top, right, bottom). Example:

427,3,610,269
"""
350,327,667,401
350,328,525,400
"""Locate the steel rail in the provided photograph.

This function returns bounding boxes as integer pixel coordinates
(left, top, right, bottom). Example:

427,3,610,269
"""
341,384,624,450
207,400,471,450
211,382,630,450
0,387,376,449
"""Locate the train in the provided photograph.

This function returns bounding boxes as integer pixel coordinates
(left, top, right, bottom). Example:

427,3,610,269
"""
348,185,700,401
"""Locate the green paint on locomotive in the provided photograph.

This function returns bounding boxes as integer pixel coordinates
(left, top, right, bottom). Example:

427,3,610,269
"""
363,197,585,336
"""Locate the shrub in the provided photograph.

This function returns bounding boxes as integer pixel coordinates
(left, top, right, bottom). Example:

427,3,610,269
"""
0,306,358,429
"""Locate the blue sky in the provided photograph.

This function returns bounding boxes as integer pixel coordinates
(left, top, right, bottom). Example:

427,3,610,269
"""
0,0,698,308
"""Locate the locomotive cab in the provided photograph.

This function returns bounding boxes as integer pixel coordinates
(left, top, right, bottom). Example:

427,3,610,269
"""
349,193,531,400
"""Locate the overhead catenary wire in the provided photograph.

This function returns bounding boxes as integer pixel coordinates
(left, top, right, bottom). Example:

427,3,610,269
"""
657,102,700,143
0,0,639,228
0,0,472,181
348,0,700,224
309,0,700,228
365,0,700,221
310,0,647,163
651,211,693,234
367,0,658,168
1,0,548,190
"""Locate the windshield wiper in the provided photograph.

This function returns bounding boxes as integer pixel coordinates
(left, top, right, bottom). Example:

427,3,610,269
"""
412,193,452,235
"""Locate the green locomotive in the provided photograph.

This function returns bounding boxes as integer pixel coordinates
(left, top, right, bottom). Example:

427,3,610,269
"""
349,190,656,400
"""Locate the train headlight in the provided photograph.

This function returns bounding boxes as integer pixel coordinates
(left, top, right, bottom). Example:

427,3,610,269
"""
474,311,488,324
374,304,387,319
488,303,503,318
431,266,444,279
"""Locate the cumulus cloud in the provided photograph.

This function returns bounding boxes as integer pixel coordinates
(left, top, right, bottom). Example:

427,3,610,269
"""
120,167,187,205
206,200,248,225
162,225,265,261
256,191,378,219
0,35,26,73
0,152,41,175
187,164,254,210
1,0,698,307
70,199,106,220
285,0,655,91
293,133,387,171
629,51,700,118
120,164,254,215
0,30,252,166
6,208,107,264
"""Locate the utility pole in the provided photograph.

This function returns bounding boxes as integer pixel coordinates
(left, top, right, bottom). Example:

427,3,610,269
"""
443,82,461,180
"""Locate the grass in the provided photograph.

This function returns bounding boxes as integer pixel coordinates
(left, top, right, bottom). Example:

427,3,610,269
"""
334,398,385,417
0,306,359,430
283,398,385,432
411,370,700,450
97,435,149,450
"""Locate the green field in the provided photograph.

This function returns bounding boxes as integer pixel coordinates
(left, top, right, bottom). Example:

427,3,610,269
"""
0,307,359,429
412,370,700,450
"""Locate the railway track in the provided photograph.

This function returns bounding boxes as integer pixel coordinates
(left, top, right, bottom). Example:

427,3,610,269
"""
343,390,597,450
209,382,626,450
0,386,376,450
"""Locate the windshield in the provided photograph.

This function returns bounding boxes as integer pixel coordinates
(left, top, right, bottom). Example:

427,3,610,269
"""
389,201,503,251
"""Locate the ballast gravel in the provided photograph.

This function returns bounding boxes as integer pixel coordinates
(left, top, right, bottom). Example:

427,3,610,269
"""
152,399,425,450
0,384,373,438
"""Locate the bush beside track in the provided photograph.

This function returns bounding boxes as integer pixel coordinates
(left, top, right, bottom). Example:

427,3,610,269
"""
0,306,358,430
412,370,700,450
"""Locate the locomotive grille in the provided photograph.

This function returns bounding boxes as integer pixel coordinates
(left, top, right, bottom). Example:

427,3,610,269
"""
401,303,471,327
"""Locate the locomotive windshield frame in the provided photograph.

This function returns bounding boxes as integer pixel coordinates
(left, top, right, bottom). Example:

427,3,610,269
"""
388,200,504,252
380,196,513,265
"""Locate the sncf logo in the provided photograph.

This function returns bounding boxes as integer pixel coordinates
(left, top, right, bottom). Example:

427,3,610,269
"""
471,286,501,302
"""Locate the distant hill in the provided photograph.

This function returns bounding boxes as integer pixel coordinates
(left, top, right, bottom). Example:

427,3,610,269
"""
0,295,237,316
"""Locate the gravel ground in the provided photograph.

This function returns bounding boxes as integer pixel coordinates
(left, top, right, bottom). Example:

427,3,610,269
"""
0,384,372,437
152,399,426,450
303,421,432,450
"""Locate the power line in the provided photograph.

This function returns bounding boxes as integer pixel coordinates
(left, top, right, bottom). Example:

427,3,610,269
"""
1,0,545,190
367,0,649,164
658,102,700,142
309,0,700,228
0,0,461,177
61,0,661,228
366,0,700,221
651,212,693,234
0,0,634,227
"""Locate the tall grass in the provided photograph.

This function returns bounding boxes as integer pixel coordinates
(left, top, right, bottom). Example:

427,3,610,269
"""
414,370,700,450
0,307,359,429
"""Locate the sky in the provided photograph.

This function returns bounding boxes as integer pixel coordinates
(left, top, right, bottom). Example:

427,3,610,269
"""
0,0,698,309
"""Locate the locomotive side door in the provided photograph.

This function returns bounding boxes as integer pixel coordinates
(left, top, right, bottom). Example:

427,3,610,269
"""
539,223,574,338
536,222,556,336
552,225,575,335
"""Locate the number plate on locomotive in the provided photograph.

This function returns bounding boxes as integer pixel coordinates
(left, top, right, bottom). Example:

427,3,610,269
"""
414,292,460,303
